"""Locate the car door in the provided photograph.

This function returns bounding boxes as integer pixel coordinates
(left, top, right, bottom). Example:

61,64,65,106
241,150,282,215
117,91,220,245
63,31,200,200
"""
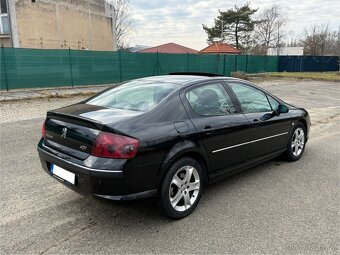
227,81,292,160
181,82,251,172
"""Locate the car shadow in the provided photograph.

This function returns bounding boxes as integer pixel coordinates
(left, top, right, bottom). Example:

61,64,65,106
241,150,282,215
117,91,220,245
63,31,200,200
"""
70,156,287,225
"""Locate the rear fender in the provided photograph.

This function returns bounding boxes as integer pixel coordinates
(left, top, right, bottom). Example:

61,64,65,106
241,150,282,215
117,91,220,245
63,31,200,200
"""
157,140,211,185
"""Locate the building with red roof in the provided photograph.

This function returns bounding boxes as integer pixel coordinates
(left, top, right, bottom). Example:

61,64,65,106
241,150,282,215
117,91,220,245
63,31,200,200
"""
199,42,240,54
139,42,198,54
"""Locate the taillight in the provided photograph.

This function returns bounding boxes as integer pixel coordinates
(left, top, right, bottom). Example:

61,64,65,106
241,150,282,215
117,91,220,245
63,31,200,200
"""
91,132,140,159
42,120,46,138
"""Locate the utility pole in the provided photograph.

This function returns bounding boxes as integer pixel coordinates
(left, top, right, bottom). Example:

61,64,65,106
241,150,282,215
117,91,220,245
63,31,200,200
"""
277,22,280,56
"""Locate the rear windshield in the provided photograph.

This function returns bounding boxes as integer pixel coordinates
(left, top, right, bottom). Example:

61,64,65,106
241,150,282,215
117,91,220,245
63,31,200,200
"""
86,80,177,112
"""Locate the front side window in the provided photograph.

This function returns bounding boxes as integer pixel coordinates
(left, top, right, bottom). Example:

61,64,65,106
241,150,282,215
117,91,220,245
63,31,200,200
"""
229,82,272,113
87,81,176,112
186,83,236,116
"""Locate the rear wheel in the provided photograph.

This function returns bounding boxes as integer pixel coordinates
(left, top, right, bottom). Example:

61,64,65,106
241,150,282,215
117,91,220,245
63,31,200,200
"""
285,123,306,161
159,157,204,219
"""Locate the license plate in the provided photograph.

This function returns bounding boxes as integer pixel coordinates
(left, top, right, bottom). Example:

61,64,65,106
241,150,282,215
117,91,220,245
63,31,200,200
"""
50,164,75,185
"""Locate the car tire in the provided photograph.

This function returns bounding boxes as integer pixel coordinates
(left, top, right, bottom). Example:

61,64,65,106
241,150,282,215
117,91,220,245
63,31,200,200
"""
159,157,204,220
285,123,306,161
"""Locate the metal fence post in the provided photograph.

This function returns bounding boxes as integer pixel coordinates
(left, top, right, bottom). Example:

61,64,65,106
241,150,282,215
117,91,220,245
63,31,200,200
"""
245,54,249,73
186,53,189,72
223,54,226,75
119,51,122,82
234,55,238,72
215,55,218,74
68,47,74,87
156,51,159,75
1,45,9,91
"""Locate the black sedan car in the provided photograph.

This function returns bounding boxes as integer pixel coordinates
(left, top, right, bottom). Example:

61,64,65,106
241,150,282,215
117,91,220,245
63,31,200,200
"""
38,74,310,219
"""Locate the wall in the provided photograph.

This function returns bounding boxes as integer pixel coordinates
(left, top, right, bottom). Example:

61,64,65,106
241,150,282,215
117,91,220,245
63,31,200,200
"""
267,47,304,56
11,0,116,51
0,36,10,46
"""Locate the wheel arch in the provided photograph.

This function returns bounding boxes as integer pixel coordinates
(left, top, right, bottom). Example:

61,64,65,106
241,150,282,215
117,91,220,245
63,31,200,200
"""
297,118,308,141
157,141,210,187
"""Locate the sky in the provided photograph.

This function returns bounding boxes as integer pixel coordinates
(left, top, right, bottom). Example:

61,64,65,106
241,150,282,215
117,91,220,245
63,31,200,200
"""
128,0,340,50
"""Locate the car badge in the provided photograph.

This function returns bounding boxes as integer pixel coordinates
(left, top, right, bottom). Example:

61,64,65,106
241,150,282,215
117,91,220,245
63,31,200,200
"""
80,145,87,151
61,127,68,138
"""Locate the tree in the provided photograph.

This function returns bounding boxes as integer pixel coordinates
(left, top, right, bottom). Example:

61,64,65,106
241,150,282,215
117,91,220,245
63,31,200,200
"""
107,0,134,49
254,5,287,51
301,24,340,55
202,2,258,51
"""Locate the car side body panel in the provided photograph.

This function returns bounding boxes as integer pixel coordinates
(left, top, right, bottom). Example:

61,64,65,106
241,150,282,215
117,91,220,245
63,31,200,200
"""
37,75,311,201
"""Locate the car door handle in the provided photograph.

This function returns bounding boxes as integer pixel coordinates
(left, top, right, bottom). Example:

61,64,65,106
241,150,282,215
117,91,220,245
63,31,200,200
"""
252,119,261,126
204,126,215,135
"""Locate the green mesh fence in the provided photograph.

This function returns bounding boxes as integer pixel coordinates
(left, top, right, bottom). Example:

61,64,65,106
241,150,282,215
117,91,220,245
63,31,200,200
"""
0,47,279,90
1,47,72,90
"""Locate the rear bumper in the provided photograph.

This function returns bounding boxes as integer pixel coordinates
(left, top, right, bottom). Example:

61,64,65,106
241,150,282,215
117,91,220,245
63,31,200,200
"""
37,141,157,200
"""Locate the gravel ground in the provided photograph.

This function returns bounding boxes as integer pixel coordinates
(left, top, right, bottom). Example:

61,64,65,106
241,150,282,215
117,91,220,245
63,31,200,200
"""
0,79,339,254
0,96,89,123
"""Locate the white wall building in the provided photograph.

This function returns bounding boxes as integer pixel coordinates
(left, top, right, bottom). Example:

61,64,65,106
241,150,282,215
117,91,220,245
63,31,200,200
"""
267,47,304,56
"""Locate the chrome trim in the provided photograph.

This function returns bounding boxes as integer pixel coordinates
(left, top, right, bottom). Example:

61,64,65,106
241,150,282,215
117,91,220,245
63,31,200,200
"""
37,146,123,173
212,132,288,154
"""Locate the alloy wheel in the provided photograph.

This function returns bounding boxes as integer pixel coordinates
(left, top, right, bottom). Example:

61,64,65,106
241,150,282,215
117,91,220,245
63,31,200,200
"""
169,165,200,212
291,127,305,157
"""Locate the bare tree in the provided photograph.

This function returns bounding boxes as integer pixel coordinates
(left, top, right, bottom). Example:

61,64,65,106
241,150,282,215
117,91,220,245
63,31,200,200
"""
107,0,134,49
302,24,339,55
254,5,287,53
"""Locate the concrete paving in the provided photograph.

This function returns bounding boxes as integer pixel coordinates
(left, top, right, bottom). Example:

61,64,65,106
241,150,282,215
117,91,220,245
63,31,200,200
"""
0,79,339,254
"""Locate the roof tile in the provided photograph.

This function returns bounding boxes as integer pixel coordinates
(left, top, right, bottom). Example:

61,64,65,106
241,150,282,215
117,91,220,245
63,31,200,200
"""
200,42,240,54
139,42,198,54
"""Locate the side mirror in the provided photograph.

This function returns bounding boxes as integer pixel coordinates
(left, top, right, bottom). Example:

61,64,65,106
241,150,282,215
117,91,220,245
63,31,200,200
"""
261,104,289,121
277,104,289,114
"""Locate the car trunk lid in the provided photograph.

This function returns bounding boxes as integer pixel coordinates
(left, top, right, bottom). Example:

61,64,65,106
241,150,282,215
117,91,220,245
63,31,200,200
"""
44,103,141,160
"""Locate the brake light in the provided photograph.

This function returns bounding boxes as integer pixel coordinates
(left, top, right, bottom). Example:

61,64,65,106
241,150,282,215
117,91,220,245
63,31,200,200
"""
91,132,140,159
42,120,46,138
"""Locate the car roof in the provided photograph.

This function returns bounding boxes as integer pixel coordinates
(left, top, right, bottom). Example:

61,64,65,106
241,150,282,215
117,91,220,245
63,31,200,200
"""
130,75,281,101
134,75,241,86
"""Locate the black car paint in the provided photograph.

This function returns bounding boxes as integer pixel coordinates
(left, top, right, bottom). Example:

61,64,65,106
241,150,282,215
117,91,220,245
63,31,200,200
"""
37,75,310,200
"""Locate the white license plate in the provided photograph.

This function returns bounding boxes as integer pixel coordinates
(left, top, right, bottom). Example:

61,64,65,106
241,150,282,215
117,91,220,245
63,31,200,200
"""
50,164,75,185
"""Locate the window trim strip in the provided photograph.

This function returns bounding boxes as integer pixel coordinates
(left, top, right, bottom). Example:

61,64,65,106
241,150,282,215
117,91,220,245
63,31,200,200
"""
212,132,288,153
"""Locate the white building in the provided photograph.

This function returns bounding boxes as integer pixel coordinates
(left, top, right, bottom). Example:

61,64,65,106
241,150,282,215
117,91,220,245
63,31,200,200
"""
267,47,304,56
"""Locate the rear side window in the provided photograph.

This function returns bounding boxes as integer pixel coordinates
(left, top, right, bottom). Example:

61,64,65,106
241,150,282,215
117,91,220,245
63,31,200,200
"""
186,83,236,116
87,81,176,112
229,82,272,113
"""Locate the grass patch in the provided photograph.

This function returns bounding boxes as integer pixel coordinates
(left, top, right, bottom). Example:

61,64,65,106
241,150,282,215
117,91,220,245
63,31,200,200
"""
40,91,97,98
258,72,340,81
231,71,249,80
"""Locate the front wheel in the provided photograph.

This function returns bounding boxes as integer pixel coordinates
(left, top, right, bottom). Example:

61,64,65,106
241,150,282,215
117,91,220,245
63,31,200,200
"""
285,123,306,161
159,157,204,219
